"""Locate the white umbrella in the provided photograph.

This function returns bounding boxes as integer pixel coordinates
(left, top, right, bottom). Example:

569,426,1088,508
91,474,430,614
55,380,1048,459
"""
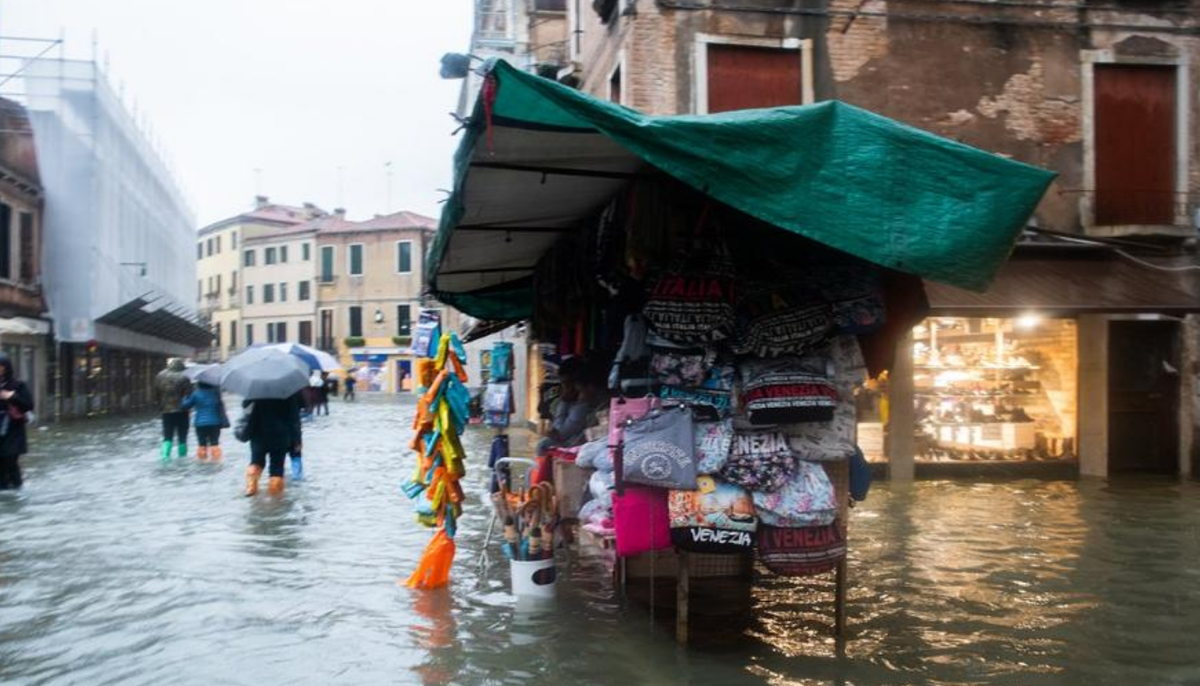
183,363,223,386
263,343,341,372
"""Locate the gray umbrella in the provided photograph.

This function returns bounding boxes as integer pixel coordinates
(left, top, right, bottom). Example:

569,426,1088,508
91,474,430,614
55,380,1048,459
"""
219,348,311,399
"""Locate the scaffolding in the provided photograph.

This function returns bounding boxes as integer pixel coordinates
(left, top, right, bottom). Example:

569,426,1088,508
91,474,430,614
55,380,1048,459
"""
0,34,198,353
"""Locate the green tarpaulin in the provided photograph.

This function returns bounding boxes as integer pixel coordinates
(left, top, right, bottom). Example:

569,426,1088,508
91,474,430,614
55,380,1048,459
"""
429,59,1055,320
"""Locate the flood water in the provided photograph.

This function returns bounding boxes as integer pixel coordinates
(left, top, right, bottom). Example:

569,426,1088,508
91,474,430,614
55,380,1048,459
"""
2,395,1199,685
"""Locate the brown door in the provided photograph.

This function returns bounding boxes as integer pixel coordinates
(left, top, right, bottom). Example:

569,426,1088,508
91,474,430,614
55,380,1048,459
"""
298,320,313,346
1108,321,1179,473
1094,65,1176,225
707,44,801,113
319,310,334,351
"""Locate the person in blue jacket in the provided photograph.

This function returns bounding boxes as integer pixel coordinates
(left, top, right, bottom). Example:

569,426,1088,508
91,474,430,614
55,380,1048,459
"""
181,382,227,461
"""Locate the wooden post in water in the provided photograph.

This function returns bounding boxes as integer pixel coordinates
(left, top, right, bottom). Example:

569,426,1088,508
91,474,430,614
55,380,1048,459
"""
676,550,690,644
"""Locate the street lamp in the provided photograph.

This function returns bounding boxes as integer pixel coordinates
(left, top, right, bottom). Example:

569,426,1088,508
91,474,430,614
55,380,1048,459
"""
439,53,483,80
374,309,384,325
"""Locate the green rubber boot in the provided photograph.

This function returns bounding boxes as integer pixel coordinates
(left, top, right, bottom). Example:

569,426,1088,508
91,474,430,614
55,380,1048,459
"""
176,441,187,458
160,440,173,463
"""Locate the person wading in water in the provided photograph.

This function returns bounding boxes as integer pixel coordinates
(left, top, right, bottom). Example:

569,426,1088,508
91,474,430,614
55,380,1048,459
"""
0,355,34,490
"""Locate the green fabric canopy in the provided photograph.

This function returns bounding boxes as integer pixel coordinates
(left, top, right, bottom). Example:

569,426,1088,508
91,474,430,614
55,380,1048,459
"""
429,59,1055,320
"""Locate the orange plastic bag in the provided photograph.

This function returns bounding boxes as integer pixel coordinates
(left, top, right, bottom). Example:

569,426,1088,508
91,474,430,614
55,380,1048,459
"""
406,530,457,590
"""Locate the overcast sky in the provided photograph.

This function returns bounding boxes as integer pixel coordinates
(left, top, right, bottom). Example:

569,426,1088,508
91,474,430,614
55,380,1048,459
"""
2,0,473,225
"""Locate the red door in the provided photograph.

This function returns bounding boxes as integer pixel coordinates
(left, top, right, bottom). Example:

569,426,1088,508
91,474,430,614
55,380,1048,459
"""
707,44,802,113
1094,65,1176,225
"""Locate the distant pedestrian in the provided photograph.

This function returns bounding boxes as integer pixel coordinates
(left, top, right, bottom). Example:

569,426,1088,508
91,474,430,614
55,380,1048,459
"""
242,393,302,497
181,382,227,461
326,375,339,402
0,354,34,490
344,369,357,401
155,358,192,462
316,372,330,416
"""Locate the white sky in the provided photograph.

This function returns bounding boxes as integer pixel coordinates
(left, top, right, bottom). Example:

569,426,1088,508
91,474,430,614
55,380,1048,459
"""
1,0,473,225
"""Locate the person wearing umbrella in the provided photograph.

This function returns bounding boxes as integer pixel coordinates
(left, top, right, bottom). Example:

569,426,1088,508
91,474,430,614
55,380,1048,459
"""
242,394,302,496
155,358,193,462
181,382,228,461
221,348,310,496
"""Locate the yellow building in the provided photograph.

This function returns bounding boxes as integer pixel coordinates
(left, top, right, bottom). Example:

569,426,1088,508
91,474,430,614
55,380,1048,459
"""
315,211,462,392
195,197,324,360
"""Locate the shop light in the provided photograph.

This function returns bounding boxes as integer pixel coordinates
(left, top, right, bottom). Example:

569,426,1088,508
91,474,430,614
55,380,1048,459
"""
1016,313,1043,330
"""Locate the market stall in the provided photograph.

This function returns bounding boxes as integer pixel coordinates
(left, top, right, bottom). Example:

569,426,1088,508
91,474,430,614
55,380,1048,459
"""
416,59,1054,641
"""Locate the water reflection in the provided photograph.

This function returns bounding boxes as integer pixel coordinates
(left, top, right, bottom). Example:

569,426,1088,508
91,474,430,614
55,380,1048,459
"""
2,402,1200,685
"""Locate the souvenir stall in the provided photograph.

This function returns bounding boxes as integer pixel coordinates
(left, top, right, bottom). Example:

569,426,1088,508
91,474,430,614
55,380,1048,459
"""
420,60,1053,640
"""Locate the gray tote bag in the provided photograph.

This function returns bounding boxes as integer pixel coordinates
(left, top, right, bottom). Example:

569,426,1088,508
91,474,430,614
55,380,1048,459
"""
621,404,698,490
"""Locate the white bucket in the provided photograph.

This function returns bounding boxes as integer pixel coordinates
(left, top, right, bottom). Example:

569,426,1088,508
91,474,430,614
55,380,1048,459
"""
510,557,557,599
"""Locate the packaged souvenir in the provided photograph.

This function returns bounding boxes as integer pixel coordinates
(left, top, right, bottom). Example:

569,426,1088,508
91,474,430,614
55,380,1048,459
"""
668,475,757,554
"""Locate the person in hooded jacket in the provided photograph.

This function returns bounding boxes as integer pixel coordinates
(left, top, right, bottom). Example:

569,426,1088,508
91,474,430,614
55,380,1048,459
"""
0,354,34,490
155,358,192,462
242,393,302,497
181,382,227,461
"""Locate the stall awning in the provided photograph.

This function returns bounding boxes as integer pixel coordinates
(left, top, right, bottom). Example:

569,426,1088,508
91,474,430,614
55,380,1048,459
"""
925,253,1200,316
429,59,1055,319
96,294,214,348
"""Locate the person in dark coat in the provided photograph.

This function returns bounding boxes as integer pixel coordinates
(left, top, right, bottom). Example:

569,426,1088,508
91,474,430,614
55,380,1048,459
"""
0,354,34,490
181,382,226,461
242,394,301,497
155,358,192,462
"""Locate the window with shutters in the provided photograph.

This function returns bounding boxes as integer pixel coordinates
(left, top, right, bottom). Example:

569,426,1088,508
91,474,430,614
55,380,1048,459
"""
348,244,364,276
349,306,363,337
18,212,34,283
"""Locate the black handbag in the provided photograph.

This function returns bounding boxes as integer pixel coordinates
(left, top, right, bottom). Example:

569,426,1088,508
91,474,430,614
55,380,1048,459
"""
234,403,254,443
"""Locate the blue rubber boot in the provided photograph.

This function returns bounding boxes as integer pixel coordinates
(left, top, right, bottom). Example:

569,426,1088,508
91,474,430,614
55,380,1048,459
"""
160,440,173,464
290,456,304,481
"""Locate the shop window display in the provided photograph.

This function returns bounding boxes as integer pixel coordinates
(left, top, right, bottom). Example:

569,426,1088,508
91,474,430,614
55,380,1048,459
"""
913,317,1076,462
856,317,1077,463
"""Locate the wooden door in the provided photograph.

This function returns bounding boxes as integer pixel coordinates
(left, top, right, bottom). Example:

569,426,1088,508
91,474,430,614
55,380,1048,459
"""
1108,321,1179,473
1094,65,1176,225
298,320,313,346
707,44,802,113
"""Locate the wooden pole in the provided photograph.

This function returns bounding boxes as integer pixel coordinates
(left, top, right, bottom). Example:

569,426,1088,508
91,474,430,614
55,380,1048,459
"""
676,550,690,644
834,556,847,638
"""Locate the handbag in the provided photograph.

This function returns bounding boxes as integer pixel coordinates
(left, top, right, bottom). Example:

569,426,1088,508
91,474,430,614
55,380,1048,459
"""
668,475,756,554
739,357,839,426
641,211,737,345
217,397,231,429
733,285,834,359
613,485,672,557
234,402,254,443
608,395,659,458
758,522,846,576
694,418,733,474
752,460,838,527
720,429,797,494
621,404,698,491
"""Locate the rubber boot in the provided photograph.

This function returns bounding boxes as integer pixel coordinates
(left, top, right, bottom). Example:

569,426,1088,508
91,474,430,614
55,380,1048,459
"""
267,476,285,496
290,457,303,481
210,445,223,461
177,442,187,458
244,465,263,497
197,445,209,461
160,440,173,464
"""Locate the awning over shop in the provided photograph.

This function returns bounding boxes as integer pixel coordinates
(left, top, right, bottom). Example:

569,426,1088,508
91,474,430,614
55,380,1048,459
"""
429,59,1055,319
925,253,1200,316
96,293,214,348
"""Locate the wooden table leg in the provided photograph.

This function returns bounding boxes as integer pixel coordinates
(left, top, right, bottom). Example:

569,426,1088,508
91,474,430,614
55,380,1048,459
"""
676,550,690,644
834,557,847,638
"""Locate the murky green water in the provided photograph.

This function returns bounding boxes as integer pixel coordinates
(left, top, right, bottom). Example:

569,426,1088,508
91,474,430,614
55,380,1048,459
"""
2,396,1199,685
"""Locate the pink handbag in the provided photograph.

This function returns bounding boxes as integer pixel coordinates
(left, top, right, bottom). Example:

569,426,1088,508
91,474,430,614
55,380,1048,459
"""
613,486,672,557
608,396,660,451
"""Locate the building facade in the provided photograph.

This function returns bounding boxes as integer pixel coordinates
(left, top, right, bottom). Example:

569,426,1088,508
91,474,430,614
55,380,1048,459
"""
240,216,327,350
315,211,457,393
24,57,209,419
485,0,1200,473
196,197,324,361
0,99,50,408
